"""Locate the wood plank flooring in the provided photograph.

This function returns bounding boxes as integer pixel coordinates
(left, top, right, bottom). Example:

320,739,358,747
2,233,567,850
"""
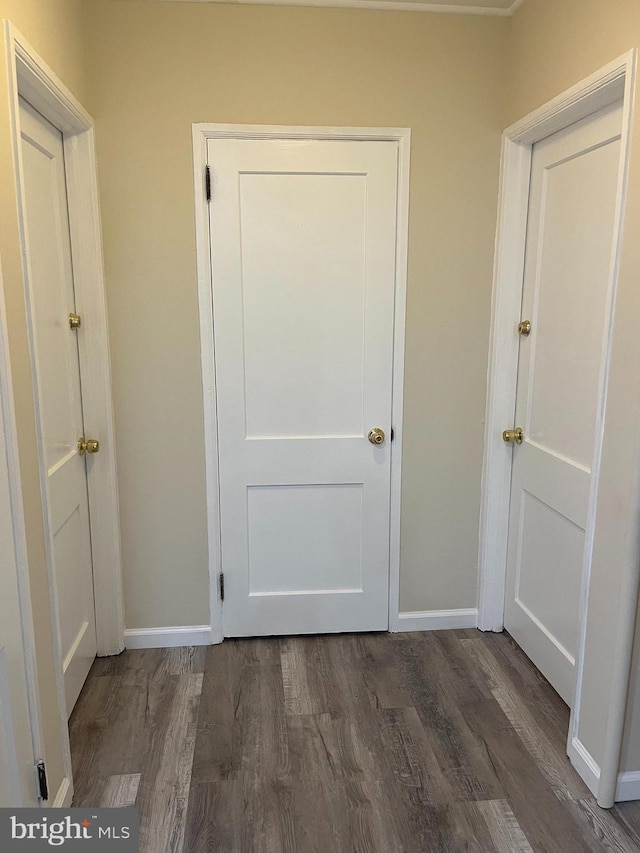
69,631,640,852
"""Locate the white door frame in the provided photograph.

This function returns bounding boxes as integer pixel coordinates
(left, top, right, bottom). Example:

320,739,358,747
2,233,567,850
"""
193,124,410,642
3,22,124,793
478,51,637,802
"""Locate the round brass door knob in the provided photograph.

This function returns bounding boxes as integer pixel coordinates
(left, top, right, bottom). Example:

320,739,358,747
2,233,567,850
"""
368,428,385,445
77,437,100,455
502,427,524,445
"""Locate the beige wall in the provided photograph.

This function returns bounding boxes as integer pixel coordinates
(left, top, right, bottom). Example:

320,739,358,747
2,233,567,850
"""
0,0,88,806
508,0,640,774
83,1,508,628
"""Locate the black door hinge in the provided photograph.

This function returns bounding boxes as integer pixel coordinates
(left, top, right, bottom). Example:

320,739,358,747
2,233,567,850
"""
219,572,225,601
205,165,211,202
37,761,48,801
390,427,394,442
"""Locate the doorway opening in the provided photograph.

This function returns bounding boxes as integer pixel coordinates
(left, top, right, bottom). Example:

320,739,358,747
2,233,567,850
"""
479,51,636,806
192,125,411,643
5,23,124,806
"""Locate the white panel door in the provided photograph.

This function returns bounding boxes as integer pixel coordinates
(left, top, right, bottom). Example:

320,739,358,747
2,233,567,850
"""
0,386,38,806
208,137,398,637
504,102,623,705
20,99,96,716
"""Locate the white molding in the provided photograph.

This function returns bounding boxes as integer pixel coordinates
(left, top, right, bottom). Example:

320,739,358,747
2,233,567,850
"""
569,737,600,798
124,626,214,649
388,131,411,633
193,123,410,640
51,776,73,809
64,125,125,657
476,131,530,632
151,0,517,15
572,51,638,812
396,608,478,632
615,772,640,803
568,740,640,803
192,125,224,646
5,22,125,660
505,66,627,147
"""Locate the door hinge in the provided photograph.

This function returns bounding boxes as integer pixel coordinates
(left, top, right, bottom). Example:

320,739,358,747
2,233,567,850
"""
390,427,394,442
219,572,225,602
205,165,211,202
36,761,48,801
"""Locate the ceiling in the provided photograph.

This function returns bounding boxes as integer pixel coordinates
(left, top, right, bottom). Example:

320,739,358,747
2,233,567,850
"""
153,0,524,15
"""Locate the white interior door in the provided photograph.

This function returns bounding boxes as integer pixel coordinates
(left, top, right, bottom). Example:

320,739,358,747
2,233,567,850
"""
504,102,623,706
0,384,38,806
208,137,398,637
20,99,96,717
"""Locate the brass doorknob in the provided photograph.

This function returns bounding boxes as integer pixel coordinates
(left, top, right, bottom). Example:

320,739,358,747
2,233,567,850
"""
368,428,385,445
77,437,100,455
502,427,524,445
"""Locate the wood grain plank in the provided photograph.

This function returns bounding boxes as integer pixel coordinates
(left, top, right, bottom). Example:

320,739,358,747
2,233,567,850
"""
403,649,505,801
479,632,571,748
190,641,247,783
462,638,589,800
567,798,640,853
450,801,500,852
477,799,534,852
611,802,640,850
375,707,452,805
193,640,289,785
139,673,203,853
101,774,141,808
462,696,593,852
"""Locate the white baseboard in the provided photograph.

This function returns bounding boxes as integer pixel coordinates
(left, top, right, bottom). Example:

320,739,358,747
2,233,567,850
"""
124,625,213,649
50,775,73,808
569,738,640,802
615,771,640,802
569,737,600,797
395,608,478,632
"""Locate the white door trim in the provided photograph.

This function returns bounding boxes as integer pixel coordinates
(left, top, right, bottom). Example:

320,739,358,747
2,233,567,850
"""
478,50,637,804
193,124,410,642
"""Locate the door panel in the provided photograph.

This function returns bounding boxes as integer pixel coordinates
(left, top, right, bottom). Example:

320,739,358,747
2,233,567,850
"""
240,172,366,439
247,484,363,594
20,98,96,716
208,138,398,637
505,102,623,706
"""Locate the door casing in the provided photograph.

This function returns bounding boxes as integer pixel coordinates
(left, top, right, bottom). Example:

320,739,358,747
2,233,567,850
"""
478,51,637,807
4,24,125,804
192,124,411,643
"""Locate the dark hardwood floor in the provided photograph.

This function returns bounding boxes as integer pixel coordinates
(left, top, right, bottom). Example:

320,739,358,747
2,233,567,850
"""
69,630,640,851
